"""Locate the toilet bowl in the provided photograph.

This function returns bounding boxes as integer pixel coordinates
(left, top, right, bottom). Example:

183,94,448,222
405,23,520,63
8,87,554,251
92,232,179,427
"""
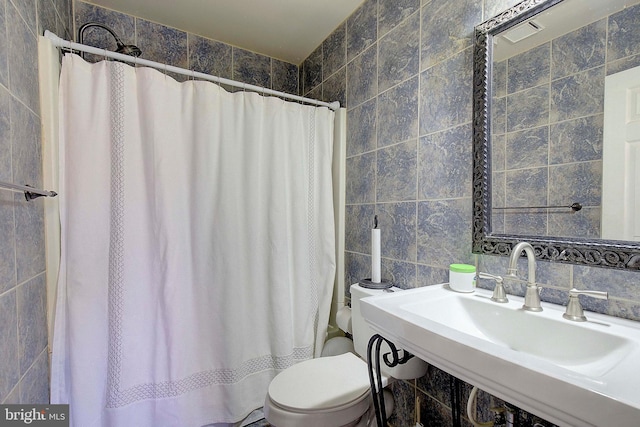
264,284,427,427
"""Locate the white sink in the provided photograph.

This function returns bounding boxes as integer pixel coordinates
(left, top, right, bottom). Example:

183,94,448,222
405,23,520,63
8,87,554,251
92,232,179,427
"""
360,284,640,427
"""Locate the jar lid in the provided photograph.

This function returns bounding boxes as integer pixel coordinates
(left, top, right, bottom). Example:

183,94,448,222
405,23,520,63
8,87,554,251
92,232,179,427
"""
450,263,476,273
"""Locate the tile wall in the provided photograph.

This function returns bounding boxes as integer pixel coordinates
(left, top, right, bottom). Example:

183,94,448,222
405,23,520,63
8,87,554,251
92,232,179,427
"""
74,1,299,95
0,0,72,404
300,0,640,425
492,3,640,239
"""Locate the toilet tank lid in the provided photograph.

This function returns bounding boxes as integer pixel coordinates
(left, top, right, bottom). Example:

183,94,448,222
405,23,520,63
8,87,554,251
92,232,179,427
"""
268,353,376,411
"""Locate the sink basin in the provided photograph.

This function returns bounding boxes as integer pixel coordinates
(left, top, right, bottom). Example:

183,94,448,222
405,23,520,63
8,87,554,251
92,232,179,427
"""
360,284,640,427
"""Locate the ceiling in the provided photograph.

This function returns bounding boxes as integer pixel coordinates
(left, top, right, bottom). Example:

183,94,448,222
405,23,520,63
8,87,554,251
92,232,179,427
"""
83,0,365,64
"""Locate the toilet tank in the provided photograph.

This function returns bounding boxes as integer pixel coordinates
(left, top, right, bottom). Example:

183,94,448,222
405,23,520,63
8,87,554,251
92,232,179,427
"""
350,283,427,380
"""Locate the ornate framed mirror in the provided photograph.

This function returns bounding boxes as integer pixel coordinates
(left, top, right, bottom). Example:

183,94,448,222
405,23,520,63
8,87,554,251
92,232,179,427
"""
472,0,640,270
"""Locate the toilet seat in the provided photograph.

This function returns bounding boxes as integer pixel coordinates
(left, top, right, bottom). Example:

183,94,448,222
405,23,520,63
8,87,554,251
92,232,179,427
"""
269,353,372,410
265,353,386,427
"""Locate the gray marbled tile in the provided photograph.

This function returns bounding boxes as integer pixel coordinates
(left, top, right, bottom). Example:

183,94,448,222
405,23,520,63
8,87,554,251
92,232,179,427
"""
346,152,375,204
538,287,571,306
136,19,187,68
492,170,505,209
305,84,322,103
17,274,46,376
505,167,547,207
548,161,601,207
419,123,472,199
345,204,375,254
552,19,606,79
534,257,572,288
607,299,640,323
491,210,505,234
7,3,39,113
550,66,604,123
548,206,600,239
506,126,548,170
347,44,377,108
574,265,640,300
0,86,10,182
377,76,418,147
492,96,506,135
345,251,371,295
418,393,456,426
492,133,506,172
323,23,346,79
549,114,603,164
0,2,7,88
11,97,41,190
377,139,417,202
233,48,271,89
417,264,449,286
12,0,36,35
347,98,376,157
503,211,548,236
377,202,417,262
272,59,298,96
417,198,473,267
506,84,549,132
381,258,417,289
607,53,640,76
302,44,322,94
14,196,45,284
388,380,415,427
378,11,419,93
38,0,58,37
607,2,640,63
420,0,482,70
57,0,71,29
74,1,135,62
0,291,18,403
478,254,509,277
379,0,419,37
492,60,507,99
19,350,48,404
0,192,15,294
322,66,345,107
419,48,473,135
346,0,377,62
507,43,550,94
416,365,453,411
483,0,522,20
188,35,232,80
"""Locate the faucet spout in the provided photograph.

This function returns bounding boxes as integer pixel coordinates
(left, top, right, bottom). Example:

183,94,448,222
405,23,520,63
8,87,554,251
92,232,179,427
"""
508,242,541,312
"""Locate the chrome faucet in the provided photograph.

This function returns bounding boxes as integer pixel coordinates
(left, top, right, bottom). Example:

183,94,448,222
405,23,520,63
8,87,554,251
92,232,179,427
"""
507,242,542,312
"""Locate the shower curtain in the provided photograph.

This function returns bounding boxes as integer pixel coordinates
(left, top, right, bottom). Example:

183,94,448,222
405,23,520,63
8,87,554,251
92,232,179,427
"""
50,54,336,427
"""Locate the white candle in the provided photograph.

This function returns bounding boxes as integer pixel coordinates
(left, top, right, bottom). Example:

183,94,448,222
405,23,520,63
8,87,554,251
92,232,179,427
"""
371,227,381,283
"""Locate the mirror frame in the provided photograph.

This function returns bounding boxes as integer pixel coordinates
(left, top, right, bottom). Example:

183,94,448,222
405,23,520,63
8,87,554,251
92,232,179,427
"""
472,0,640,271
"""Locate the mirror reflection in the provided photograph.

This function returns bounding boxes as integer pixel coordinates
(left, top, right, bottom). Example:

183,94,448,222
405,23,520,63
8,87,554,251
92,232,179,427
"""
489,0,640,242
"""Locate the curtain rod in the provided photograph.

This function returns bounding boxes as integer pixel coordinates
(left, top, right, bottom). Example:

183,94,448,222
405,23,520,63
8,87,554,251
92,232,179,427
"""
44,31,341,111
0,180,58,201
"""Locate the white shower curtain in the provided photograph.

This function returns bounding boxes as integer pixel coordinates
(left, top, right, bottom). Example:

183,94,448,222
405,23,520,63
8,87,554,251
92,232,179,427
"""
50,54,336,427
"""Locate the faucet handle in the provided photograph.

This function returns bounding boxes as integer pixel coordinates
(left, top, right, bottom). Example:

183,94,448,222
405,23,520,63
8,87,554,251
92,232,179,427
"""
563,288,608,322
477,272,508,303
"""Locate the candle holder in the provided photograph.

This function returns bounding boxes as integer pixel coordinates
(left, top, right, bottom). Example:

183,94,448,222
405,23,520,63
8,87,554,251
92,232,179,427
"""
358,278,392,289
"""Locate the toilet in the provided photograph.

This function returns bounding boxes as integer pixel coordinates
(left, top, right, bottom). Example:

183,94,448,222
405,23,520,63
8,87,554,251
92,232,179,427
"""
264,283,428,426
